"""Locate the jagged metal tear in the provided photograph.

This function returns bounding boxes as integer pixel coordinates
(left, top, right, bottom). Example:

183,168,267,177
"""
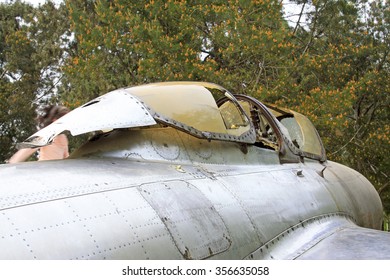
19,89,157,148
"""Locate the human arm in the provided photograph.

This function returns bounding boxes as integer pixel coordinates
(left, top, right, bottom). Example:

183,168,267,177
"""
7,148,38,164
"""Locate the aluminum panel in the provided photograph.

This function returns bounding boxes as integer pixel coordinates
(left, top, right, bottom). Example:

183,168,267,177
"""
20,89,157,148
139,180,231,259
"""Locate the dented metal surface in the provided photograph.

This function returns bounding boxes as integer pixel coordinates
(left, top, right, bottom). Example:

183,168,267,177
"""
139,180,231,259
1,81,389,260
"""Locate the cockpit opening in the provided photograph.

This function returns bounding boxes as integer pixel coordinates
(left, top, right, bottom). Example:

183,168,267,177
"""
217,95,279,151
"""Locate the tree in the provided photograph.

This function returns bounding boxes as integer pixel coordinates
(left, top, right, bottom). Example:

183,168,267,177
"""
61,0,292,103
1,1,38,162
0,0,71,162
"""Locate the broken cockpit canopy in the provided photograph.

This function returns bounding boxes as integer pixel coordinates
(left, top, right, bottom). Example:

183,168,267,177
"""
19,82,256,148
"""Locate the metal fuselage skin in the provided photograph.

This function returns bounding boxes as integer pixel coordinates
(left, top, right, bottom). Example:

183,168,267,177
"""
0,127,383,260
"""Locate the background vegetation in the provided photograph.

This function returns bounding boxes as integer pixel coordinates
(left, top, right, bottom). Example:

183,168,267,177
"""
1,0,389,215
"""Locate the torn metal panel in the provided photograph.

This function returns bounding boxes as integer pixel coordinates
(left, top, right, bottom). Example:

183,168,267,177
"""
19,89,157,148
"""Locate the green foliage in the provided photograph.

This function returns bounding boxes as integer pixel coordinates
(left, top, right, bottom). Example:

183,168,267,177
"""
61,0,291,104
1,1,38,161
0,0,71,161
0,1,70,161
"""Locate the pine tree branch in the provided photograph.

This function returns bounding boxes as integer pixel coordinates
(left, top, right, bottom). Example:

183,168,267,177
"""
293,0,307,35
